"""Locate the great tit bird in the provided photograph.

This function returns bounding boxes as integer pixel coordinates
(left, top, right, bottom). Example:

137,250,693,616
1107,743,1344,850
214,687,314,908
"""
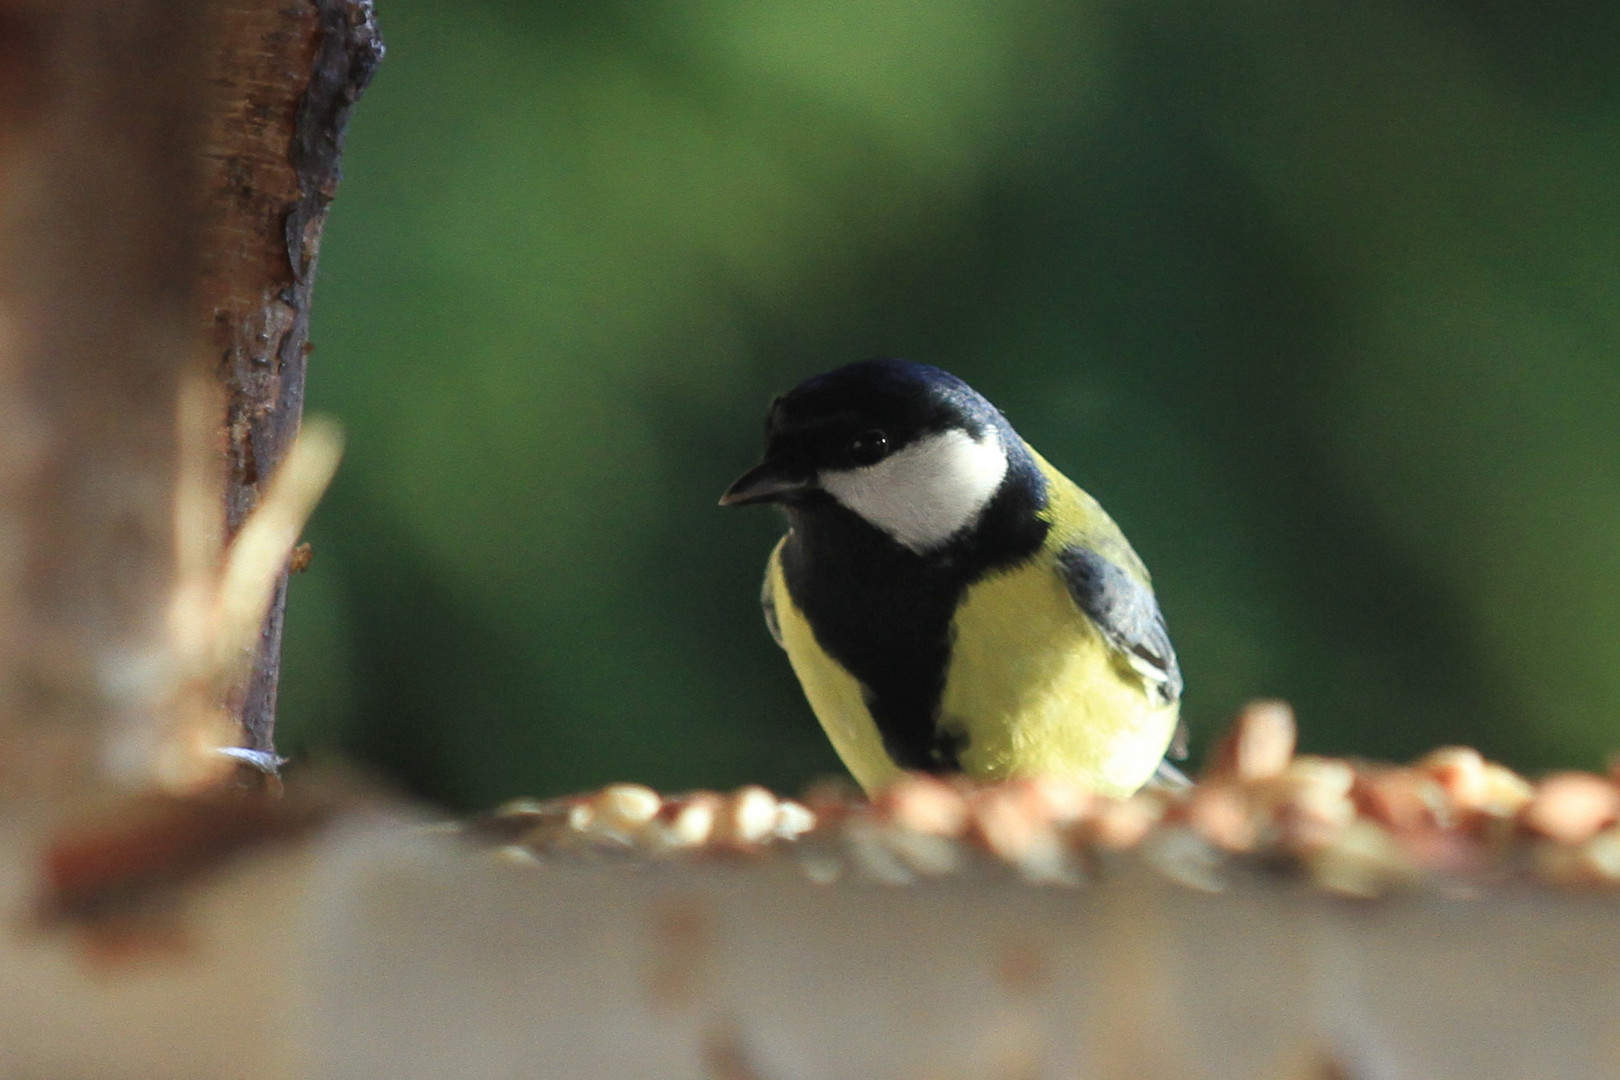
721,359,1183,797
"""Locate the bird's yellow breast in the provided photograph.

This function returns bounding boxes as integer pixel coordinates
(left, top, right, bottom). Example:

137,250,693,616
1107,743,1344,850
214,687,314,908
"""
767,538,1179,797
940,558,1177,794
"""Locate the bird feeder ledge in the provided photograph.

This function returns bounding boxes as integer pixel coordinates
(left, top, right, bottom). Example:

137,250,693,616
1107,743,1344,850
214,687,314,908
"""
6,734,1620,1080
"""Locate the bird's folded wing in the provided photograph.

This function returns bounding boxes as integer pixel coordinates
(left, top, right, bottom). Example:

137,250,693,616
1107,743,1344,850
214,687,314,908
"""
1055,546,1183,707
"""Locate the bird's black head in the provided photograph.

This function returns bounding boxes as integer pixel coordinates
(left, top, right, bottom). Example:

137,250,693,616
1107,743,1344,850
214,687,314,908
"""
722,359,1033,553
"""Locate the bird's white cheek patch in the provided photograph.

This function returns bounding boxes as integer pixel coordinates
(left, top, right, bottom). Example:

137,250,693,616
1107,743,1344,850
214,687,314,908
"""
820,429,1009,552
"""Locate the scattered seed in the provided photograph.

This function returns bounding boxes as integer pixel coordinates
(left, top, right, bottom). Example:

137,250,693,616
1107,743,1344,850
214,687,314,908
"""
1181,781,1256,853
717,786,781,848
662,794,722,849
1579,829,1620,884
1354,768,1446,833
1265,757,1357,853
457,711,1620,895
1014,777,1095,825
590,784,662,833
773,799,816,841
1309,820,1416,899
874,774,969,838
1089,795,1165,852
1521,773,1620,845
1478,764,1534,818
1207,699,1297,782
972,786,1048,863
1417,747,1488,811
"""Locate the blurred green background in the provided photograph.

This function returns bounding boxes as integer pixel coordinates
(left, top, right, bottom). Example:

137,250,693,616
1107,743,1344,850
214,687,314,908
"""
280,0,1620,809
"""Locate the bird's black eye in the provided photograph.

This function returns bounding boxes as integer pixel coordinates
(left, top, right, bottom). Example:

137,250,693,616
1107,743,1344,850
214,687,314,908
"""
848,429,889,467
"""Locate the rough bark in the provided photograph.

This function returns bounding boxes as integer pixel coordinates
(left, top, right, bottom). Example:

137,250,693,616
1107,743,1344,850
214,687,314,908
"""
0,0,205,806
199,0,381,758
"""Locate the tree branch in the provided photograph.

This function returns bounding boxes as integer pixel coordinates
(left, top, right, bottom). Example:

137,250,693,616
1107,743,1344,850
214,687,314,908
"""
199,0,381,759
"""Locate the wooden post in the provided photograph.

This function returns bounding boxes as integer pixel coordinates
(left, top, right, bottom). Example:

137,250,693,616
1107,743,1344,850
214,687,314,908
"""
0,0,205,806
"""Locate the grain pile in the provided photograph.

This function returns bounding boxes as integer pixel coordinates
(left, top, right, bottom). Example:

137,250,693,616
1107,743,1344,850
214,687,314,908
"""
471,701,1620,897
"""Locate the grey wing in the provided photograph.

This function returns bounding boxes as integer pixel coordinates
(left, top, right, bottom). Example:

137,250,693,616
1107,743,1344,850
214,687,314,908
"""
761,560,784,648
1148,759,1192,789
1056,546,1183,708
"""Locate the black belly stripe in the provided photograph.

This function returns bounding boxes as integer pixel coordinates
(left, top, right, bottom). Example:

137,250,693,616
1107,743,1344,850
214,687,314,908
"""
782,515,963,770
779,464,1049,773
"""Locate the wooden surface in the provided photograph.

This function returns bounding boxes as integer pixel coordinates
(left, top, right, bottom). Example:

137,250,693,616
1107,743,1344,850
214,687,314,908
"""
4,812,1619,1080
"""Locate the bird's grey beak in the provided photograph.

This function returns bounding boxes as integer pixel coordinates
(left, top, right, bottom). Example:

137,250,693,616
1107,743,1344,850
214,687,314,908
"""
719,460,816,507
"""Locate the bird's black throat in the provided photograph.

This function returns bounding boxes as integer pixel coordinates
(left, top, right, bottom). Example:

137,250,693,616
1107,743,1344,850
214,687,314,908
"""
778,461,1049,773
